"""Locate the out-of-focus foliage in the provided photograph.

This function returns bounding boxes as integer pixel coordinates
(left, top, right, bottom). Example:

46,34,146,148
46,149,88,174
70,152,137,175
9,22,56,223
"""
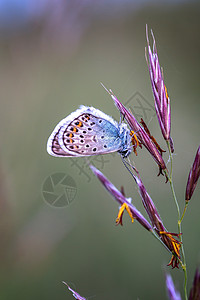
0,1,199,299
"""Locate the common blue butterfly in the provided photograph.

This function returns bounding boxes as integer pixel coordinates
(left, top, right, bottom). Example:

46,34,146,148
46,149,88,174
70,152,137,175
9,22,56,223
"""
47,105,131,158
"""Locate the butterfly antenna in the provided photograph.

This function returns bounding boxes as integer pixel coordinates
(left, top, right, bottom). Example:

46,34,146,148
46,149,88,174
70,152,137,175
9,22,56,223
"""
119,111,126,125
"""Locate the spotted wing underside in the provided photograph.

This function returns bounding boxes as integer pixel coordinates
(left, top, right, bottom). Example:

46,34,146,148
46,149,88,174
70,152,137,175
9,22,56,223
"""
48,112,121,157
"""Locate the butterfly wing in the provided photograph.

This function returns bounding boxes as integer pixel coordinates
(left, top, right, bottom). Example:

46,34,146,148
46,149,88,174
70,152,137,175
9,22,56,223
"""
47,106,122,157
47,127,75,157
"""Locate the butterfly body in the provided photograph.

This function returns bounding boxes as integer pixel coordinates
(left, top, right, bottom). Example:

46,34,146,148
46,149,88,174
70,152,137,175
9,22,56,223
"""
47,106,131,158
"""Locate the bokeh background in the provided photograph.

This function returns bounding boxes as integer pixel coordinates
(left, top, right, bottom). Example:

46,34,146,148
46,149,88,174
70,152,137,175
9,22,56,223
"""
0,0,200,299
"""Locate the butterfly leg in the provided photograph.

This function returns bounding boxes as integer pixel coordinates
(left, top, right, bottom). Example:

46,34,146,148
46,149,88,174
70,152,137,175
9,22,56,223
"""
130,130,140,155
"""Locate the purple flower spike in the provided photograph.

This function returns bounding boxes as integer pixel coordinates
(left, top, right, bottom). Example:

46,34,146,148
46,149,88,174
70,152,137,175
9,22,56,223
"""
146,25,174,152
185,145,200,201
130,167,181,268
62,282,86,300
189,268,200,300
166,274,182,300
91,165,181,268
101,84,167,172
90,165,152,231
133,168,166,234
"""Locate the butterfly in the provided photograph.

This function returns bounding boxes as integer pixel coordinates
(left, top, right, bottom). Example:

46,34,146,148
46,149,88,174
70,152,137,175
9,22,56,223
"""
47,105,131,158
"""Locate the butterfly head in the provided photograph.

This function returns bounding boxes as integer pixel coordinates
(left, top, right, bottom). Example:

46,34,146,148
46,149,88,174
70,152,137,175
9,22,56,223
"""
118,123,132,158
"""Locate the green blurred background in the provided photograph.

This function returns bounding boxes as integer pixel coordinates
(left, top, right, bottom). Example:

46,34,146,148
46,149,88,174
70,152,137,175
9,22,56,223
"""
0,1,200,299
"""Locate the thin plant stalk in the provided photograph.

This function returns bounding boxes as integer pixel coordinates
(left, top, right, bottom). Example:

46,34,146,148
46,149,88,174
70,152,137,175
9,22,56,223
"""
166,140,188,300
180,202,189,224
